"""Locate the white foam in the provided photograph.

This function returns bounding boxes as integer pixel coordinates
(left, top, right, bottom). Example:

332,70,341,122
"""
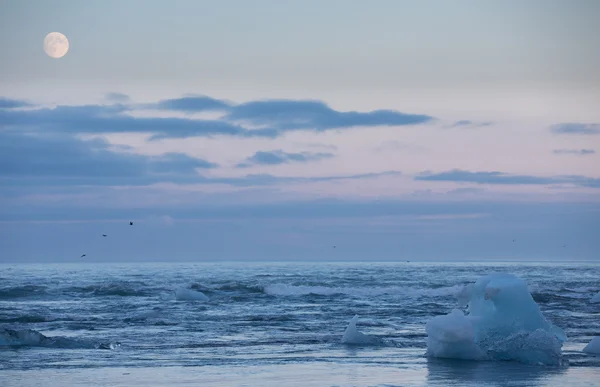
175,288,209,302
426,273,566,365
341,315,380,345
591,291,600,304
565,286,597,293
583,337,600,354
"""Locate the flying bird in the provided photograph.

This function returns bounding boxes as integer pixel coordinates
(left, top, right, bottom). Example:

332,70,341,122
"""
102,234,107,237
129,221,133,226
80,254,86,258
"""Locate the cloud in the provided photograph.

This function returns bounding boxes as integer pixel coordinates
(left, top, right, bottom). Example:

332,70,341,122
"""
550,123,600,135
552,149,595,156
148,152,218,172
0,130,217,186
301,142,338,151
445,187,486,195
105,92,131,103
0,128,398,188
415,169,600,188
237,150,335,167
262,171,401,186
192,171,402,187
0,94,433,140
152,96,231,112
450,120,493,128
225,99,433,130
0,97,33,109
0,103,273,140
453,120,473,126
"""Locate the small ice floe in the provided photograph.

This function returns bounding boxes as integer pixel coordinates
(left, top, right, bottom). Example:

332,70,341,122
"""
583,337,600,355
591,291,600,304
341,315,380,345
174,287,209,302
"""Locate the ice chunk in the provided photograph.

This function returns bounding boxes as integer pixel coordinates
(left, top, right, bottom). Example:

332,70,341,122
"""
426,273,566,365
456,284,474,308
175,288,209,302
583,337,600,355
426,309,484,360
591,291,600,304
341,315,380,345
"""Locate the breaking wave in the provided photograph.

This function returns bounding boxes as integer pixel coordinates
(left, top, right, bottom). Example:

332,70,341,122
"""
63,282,151,297
0,328,120,350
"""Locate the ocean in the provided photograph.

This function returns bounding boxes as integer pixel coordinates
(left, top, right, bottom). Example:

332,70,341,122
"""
1,261,599,386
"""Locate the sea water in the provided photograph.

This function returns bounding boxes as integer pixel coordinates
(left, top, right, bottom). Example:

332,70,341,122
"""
0,261,599,386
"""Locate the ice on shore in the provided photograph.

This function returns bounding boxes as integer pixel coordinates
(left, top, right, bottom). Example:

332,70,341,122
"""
426,273,566,365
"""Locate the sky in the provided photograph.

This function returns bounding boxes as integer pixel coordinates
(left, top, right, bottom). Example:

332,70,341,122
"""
0,0,599,262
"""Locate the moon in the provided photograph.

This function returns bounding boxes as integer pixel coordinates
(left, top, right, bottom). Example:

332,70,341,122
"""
44,32,69,59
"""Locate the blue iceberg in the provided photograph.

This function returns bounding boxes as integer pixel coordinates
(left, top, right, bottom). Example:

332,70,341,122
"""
426,273,566,366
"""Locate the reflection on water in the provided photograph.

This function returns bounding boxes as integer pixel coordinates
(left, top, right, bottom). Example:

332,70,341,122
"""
426,358,600,387
2,362,600,387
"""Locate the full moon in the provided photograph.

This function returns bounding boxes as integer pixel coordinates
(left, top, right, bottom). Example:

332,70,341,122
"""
44,32,69,58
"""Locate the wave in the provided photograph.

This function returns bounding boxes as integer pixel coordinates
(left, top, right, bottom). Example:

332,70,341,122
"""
0,314,48,324
0,282,154,300
263,284,465,298
210,282,264,294
563,286,598,293
0,280,476,301
531,291,590,304
0,285,48,299
63,282,151,297
0,328,119,350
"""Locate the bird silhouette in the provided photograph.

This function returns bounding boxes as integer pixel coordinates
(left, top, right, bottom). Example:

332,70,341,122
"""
80,254,86,258
102,234,107,237
129,221,133,226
